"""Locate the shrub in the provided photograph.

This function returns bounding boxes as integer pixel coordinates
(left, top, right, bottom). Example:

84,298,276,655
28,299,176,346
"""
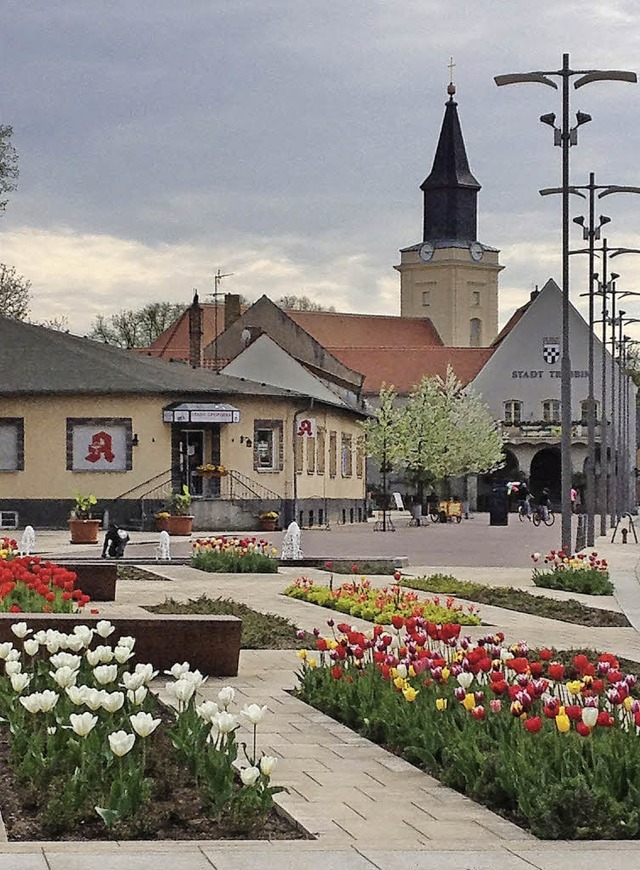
191,537,278,574
531,550,612,595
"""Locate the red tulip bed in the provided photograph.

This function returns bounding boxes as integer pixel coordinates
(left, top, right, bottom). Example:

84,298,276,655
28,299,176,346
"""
296,615,640,839
0,540,90,613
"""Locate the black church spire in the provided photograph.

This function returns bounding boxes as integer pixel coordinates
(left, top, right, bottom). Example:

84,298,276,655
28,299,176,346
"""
420,82,480,244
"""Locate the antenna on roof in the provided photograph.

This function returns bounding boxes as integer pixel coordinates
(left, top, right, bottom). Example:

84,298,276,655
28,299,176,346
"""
209,268,234,371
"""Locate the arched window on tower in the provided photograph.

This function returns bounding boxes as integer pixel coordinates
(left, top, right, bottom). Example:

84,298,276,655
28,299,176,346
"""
470,318,482,347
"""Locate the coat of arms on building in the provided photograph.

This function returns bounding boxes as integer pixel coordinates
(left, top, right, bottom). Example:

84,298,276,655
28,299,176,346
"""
542,337,560,364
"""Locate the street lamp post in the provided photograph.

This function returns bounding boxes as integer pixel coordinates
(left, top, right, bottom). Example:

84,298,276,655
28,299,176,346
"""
495,54,636,554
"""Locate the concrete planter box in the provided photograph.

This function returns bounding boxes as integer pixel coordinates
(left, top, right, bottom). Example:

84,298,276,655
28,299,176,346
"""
59,562,117,601
0,613,242,676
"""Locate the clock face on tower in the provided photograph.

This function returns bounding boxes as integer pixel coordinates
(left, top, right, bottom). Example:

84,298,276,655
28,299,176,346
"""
419,242,435,262
469,242,484,262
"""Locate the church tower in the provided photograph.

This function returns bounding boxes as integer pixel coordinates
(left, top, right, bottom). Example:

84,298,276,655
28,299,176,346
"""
395,79,502,346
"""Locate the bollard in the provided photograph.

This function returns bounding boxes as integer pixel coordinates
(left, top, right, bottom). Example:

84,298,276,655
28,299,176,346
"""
622,528,629,544
575,514,586,553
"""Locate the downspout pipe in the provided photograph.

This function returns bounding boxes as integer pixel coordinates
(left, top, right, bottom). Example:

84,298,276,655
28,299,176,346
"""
292,399,315,527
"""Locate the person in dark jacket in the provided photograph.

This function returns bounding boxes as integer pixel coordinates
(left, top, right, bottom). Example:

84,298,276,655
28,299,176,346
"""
101,524,130,559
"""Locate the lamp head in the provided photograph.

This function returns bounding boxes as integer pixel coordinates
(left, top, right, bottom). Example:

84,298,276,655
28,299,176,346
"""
539,112,557,128
575,111,592,127
611,272,621,281
573,216,585,227
599,215,611,227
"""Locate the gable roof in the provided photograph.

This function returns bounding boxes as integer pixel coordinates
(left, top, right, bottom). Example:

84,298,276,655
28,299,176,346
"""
146,299,443,365
0,316,320,400
205,295,367,392
220,334,366,412
332,346,494,395
490,285,551,348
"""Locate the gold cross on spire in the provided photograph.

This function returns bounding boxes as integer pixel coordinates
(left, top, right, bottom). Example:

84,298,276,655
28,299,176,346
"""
448,56,456,84
447,56,456,96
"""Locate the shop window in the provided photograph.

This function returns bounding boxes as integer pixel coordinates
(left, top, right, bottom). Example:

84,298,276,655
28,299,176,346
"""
504,401,522,425
0,418,24,471
254,421,283,471
66,418,132,472
542,400,560,423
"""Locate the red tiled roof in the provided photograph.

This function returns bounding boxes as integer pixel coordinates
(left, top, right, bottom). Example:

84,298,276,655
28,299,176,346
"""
491,299,532,347
329,346,495,395
145,304,443,361
287,310,443,348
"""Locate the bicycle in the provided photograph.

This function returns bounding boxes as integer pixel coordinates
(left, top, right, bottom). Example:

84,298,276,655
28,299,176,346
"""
518,501,532,522
532,506,555,527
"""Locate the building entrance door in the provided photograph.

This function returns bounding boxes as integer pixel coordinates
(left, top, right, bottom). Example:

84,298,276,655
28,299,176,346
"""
179,430,205,496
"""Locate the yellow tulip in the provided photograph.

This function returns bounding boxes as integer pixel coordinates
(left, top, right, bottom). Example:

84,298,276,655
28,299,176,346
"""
462,693,475,711
393,676,406,690
435,698,448,711
566,680,583,696
296,649,307,660
402,686,419,703
556,713,571,733
441,667,451,682
408,665,416,678
307,657,317,669
623,696,633,712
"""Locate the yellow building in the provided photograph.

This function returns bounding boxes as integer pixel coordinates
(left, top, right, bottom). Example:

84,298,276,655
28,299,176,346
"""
0,317,367,530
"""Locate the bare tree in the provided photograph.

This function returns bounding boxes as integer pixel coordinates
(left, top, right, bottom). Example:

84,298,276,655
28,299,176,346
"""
0,126,18,214
0,263,31,320
89,302,187,348
276,294,335,312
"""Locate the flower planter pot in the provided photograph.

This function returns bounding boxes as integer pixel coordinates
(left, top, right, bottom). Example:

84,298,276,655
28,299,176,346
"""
259,518,277,532
69,518,101,544
166,515,194,536
155,516,170,533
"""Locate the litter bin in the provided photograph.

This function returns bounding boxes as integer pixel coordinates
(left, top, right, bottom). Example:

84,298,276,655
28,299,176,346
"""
489,484,509,526
411,504,422,527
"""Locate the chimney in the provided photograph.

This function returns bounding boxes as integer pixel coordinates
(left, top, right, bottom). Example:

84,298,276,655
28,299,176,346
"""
530,285,540,301
189,291,203,367
225,293,242,330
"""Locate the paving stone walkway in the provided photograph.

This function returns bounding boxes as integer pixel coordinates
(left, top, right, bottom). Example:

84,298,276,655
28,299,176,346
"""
2,530,640,867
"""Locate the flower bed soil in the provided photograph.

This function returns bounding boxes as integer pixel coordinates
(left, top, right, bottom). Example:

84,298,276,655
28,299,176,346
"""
0,707,306,842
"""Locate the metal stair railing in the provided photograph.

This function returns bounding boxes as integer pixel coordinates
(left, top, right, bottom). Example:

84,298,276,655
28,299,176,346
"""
101,468,173,528
220,470,283,517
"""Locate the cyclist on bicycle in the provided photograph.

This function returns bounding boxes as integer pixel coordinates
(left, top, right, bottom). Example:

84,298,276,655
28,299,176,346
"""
518,481,532,518
538,488,551,523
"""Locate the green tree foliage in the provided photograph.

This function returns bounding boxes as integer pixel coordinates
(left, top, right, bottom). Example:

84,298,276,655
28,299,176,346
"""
364,366,504,481
89,302,187,348
0,263,31,320
0,125,18,214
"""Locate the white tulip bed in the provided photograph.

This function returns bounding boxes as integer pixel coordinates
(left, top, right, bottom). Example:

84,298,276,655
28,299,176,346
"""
0,620,286,840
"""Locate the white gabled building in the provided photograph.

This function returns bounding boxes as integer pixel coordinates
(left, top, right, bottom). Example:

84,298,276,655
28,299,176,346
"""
470,278,636,508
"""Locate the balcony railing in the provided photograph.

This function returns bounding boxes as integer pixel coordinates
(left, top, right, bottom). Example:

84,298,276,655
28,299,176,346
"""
501,422,601,441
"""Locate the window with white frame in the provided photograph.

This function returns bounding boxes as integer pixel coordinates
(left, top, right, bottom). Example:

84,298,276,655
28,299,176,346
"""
504,401,522,425
542,400,560,423
253,421,283,471
580,399,599,421
67,418,132,472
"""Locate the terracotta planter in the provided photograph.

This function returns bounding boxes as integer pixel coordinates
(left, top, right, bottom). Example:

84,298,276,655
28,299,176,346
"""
69,518,101,544
155,516,170,533
166,515,194,536
259,518,277,532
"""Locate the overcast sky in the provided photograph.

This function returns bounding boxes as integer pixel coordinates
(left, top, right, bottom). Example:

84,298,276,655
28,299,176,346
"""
2,1,640,339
